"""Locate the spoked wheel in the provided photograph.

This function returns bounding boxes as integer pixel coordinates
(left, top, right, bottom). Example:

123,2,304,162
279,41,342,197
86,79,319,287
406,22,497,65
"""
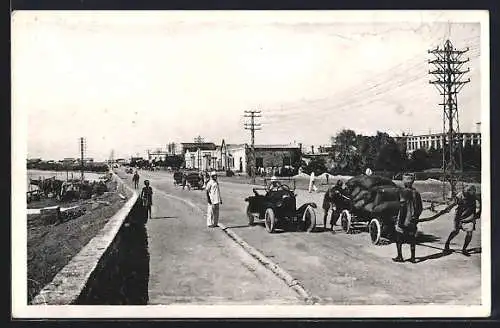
340,210,352,233
246,205,255,226
301,205,316,232
264,208,276,233
369,218,382,245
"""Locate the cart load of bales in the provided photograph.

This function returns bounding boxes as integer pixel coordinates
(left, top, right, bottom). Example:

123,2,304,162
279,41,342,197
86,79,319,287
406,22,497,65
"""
344,175,402,219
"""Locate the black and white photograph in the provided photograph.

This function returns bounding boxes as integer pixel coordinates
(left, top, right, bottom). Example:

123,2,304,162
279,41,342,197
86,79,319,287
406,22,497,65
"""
11,10,490,318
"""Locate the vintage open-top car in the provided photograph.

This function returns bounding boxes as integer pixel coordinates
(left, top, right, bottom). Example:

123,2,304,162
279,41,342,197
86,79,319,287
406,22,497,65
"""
244,177,317,233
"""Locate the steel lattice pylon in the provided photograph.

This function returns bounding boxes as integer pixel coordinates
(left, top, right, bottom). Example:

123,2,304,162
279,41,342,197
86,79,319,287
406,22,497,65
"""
428,39,470,199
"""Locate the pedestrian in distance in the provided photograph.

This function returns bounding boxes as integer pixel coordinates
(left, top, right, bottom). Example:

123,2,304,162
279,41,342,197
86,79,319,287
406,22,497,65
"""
206,171,222,228
393,173,423,264
133,170,140,189
308,171,318,193
182,172,191,191
442,185,481,256
141,179,153,221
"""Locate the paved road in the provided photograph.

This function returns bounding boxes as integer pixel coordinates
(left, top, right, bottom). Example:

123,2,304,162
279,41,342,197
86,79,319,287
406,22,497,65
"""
120,169,482,305
117,170,300,305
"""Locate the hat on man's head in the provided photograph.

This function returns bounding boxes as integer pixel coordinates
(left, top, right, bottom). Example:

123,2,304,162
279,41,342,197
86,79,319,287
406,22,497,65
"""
402,173,415,185
210,171,217,176
271,176,277,182
464,185,476,195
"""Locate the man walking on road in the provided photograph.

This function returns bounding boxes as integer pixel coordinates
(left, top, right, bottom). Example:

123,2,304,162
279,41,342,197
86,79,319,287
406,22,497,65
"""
133,170,140,189
442,185,481,256
141,179,153,221
206,171,222,228
393,173,423,264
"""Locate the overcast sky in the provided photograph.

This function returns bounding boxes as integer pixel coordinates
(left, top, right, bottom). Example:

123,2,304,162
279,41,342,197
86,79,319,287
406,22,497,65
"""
12,11,484,161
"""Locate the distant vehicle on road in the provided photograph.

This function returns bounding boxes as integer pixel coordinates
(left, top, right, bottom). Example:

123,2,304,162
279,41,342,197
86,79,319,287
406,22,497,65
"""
173,171,183,186
185,171,203,189
126,167,134,174
245,177,317,233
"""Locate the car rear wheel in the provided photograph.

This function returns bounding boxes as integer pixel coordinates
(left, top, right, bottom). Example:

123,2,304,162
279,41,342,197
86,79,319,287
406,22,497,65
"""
264,208,276,233
369,218,382,245
246,205,255,226
302,205,316,232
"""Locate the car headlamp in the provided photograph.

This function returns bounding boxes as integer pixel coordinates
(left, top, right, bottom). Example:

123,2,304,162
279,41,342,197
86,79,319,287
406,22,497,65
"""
276,201,283,207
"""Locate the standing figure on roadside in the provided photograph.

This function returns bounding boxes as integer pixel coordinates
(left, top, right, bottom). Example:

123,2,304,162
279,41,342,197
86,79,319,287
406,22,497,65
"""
182,172,190,191
206,171,222,228
442,185,481,256
393,173,423,264
308,171,318,193
141,180,153,220
133,170,140,189
322,180,350,230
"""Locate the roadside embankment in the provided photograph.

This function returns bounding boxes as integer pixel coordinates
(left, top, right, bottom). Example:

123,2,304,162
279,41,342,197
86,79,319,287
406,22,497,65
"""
30,171,149,305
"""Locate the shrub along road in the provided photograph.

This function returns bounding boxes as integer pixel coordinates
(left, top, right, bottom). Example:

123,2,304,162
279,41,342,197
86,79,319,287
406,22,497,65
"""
120,168,482,305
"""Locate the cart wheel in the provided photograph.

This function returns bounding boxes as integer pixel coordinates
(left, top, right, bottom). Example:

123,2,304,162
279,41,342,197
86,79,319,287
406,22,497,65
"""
246,205,255,226
340,210,352,233
369,218,382,245
264,208,276,233
302,205,316,232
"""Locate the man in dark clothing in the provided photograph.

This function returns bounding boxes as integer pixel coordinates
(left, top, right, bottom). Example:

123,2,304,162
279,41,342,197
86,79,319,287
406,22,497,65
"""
133,171,140,189
141,180,153,220
393,174,423,263
442,185,480,256
322,180,350,231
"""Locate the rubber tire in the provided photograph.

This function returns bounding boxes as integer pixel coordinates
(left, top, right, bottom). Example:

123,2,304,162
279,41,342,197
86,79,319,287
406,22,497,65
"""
340,210,352,233
302,205,316,232
369,218,382,245
246,205,255,226
264,208,276,233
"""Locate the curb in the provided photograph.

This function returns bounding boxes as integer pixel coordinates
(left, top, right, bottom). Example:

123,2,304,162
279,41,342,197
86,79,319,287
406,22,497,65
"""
218,222,318,305
137,177,319,305
31,172,138,305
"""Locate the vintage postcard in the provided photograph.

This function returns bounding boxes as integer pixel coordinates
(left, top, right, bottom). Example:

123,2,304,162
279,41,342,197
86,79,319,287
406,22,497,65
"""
11,10,490,318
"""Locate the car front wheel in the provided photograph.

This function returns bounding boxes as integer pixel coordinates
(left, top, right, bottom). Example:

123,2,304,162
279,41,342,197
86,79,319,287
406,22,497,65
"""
302,205,316,232
264,208,276,233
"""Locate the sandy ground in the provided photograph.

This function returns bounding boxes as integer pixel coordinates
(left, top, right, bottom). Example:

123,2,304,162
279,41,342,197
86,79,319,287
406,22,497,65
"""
127,168,483,305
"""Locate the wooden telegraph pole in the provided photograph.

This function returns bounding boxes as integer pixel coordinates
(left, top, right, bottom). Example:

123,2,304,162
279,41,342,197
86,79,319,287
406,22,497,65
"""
244,110,262,184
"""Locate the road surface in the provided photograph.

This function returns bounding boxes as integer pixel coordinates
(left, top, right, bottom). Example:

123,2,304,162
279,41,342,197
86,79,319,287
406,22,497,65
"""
118,168,482,305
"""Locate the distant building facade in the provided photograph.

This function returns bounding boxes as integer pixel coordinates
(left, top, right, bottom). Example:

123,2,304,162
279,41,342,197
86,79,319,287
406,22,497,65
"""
402,132,481,154
182,141,301,173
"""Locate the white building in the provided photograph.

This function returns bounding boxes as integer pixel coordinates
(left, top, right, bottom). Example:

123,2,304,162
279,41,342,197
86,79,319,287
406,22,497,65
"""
403,132,481,154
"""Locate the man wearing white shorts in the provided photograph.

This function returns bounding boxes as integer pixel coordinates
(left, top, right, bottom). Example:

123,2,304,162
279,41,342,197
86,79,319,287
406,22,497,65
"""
443,185,480,256
206,171,222,228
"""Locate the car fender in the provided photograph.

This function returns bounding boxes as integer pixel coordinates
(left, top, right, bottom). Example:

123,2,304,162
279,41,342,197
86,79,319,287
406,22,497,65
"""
297,202,317,216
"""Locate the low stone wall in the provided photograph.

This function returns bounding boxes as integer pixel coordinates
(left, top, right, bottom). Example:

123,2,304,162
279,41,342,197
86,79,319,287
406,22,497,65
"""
31,171,148,305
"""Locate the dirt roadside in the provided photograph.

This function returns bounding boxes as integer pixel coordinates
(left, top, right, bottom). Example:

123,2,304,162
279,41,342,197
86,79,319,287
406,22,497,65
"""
27,177,131,303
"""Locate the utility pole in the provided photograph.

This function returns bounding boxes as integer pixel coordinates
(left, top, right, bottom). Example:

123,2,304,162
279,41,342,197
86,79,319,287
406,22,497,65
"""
428,39,470,199
194,135,204,171
244,110,262,184
79,137,86,182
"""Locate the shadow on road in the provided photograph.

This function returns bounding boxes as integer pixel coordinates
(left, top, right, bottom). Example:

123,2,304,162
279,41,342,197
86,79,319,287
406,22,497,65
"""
416,232,441,243
225,224,254,229
467,247,482,254
151,216,178,220
415,251,452,263
78,202,150,305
